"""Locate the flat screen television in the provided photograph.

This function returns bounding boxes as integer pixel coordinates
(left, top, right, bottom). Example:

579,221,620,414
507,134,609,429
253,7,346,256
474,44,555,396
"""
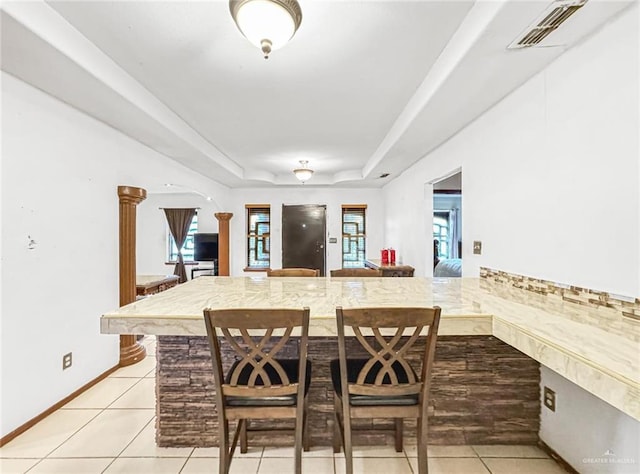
194,233,218,262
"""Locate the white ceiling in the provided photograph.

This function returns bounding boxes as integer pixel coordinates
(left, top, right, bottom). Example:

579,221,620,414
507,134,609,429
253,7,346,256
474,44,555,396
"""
1,0,633,188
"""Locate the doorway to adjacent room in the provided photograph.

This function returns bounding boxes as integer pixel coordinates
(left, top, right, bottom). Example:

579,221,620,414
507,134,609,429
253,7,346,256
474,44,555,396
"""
432,171,462,277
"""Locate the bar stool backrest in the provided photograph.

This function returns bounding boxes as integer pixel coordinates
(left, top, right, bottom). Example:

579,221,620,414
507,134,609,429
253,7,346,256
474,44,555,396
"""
204,308,310,400
267,268,320,277
336,306,441,399
330,268,381,277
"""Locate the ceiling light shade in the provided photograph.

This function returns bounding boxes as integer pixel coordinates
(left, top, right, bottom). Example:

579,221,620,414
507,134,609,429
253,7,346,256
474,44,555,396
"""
230,0,302,59
293,160,314,183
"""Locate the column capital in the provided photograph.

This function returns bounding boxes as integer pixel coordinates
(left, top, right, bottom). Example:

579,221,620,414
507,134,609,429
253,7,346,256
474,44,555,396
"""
118,186,147,205
215,212,234,222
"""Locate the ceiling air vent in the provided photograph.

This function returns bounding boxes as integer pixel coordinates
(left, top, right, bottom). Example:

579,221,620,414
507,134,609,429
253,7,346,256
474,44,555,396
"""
508,0,588,49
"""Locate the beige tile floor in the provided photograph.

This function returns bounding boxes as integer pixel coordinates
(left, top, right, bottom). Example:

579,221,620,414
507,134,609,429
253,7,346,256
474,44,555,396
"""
0,337,569,474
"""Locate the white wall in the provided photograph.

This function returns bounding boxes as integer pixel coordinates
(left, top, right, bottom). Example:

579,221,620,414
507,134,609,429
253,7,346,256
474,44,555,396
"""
226,188,385,276
0,73,228,436
383,6,639,471
384,5,639,297
540,367,640,474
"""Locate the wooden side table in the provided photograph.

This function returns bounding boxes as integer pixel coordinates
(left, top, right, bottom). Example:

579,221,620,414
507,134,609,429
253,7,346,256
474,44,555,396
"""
136,275,180,296
364,259,415,277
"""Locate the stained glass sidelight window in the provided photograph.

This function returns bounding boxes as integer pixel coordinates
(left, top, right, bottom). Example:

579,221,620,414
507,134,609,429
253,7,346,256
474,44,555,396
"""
342,205,366,268
246,205,270,269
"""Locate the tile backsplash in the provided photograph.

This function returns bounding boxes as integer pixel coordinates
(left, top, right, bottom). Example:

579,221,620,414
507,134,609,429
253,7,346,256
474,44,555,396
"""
480,267,640,322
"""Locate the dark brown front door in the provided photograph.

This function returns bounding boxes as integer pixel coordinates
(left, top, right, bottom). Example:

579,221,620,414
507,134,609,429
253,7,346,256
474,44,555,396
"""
282,204,326,276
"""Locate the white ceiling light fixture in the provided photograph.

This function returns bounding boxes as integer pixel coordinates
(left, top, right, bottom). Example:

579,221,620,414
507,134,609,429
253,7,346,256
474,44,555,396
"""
229,0,302,59
293,160,314,183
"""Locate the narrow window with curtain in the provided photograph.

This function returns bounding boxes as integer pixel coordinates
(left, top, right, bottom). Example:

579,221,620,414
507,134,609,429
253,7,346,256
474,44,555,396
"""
167,213,198,263
342,205,366,268
164,208,197,283
246,205,270,270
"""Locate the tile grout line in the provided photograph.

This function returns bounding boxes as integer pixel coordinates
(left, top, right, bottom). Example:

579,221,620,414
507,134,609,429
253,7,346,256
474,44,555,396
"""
104,373,150,409
174,456,190,474
477,455,494,474
403,445,414,474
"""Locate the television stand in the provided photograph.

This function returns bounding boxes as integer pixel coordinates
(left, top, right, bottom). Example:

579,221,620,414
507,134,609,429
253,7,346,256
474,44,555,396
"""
191,262,217,279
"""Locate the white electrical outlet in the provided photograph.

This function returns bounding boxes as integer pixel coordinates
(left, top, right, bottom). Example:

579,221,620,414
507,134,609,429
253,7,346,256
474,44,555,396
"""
63,352,73,370
543,386,556,411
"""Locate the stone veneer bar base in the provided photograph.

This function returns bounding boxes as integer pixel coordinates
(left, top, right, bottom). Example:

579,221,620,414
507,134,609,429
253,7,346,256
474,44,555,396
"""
156,335,540,447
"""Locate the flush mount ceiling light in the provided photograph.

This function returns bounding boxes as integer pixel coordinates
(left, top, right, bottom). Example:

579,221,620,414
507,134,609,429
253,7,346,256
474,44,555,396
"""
229,0,302,59
293,160,314,183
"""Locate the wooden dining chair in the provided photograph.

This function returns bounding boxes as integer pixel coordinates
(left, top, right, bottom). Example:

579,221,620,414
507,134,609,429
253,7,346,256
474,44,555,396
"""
330,268,382,277
267,268,320,277
203,307,311,474
331,306,441,474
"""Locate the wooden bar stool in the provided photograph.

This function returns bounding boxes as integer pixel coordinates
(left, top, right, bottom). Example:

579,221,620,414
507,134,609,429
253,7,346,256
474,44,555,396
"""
331,306,441,474
203,307,311,474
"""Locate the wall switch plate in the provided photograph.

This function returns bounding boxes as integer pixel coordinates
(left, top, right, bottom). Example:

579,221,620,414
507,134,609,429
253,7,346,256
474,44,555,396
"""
63,352,73,370
473,241,482,255
329,237,338,244
543,386,556,411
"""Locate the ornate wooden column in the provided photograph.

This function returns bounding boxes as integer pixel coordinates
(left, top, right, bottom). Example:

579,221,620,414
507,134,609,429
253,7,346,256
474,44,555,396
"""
118,185,147,366
214,212,233,276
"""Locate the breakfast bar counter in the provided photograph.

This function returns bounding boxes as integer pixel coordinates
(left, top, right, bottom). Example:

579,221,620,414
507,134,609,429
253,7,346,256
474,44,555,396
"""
101,275,640,447
103,276,494,337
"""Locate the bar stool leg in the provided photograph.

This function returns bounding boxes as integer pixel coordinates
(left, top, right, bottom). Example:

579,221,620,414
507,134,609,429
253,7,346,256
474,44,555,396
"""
395,418,403,452
417,416,429,474
303,399,310,451
219,420,230,474
240,419,248,453
294,395,305,474
342,403,353,474
333,396,342,453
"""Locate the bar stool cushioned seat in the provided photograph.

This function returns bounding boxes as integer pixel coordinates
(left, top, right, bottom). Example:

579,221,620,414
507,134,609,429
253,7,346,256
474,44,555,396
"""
330,359,418,406
226,359,312,406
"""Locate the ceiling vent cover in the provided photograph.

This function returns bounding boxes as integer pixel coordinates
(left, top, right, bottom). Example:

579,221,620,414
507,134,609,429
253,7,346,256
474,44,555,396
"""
508,0,588,49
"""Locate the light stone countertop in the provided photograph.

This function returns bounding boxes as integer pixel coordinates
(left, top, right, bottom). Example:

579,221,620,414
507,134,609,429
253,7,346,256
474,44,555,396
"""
101,276,640,421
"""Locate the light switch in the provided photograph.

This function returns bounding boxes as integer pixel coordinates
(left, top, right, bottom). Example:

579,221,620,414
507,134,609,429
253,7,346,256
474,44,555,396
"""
473,241,482,255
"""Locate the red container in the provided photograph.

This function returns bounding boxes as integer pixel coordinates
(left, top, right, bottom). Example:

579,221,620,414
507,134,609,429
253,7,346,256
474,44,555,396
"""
389,248,396,265
381,249,389,265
